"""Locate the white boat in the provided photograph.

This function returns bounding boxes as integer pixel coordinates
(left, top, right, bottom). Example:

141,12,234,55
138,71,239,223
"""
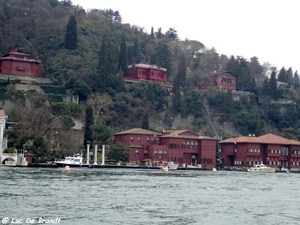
247,163,275,173
55,154,89,169
160,161,178,170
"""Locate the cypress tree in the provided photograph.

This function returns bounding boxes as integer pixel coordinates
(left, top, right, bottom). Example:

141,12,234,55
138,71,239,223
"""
155,40,171,76
277,67,287,83
151,27,154,38
293,71,300,89
64,15,77,50
132,38,143,64
118,36,128,75
173,54,187,116
97,38,118,92
269,69,278,99
84,105,94,148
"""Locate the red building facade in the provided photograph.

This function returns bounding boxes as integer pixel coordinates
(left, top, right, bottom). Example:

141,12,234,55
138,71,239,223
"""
200,71,237,91
125,63,168,83
219,133,300,171
0,50,41,77
113,128,217,169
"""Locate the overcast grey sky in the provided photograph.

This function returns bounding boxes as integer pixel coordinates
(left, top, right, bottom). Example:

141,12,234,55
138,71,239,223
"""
73,0,300,73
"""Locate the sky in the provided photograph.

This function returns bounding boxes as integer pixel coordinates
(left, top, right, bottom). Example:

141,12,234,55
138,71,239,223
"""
72,0,300,73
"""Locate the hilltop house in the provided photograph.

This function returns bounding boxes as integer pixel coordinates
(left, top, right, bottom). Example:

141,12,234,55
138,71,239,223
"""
113,128,217,169
200,71,237,91
0,50,41,77
200,71,252,101
124,63,173,92
219,133,300,171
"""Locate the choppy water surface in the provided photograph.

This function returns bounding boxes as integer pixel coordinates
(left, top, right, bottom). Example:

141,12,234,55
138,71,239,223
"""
0,167,300,225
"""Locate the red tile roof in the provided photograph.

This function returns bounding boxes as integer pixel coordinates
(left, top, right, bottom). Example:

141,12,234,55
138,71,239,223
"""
219,133,300,145
114,128,160,136
128,63,167,71
219,136,262,144
161,129,215,140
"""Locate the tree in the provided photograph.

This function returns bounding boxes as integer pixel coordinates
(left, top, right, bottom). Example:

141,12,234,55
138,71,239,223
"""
156,28,162,38
165,28,178,41
107,142,129,163
87,93,114,125
174,53,186,91
277,67,288,83
15,135,48,163
132,38,144,64
173,54,187,116
90,123,111,145
150,27,154,39
269,69,278,98
113,11,122,23
293,71,300,89
97,38,118,92
60,115,75,130
118,36,128,75
154,40,172,77
249,56,265,87
84,105,94,147
72,79,92,101
286,67,293,85
12,94,58,137
64,15,77,50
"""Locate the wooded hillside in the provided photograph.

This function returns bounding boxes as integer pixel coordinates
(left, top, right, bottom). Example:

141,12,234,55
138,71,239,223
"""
1,0,300,160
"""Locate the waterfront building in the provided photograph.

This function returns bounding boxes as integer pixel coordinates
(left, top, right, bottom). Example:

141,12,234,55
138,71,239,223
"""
113,128,217,169
219,133,300,171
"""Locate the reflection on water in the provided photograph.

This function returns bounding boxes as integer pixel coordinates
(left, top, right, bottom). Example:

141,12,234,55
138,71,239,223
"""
0,167,300,225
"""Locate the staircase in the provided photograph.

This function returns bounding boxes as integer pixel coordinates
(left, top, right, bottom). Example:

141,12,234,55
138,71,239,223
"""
202,104,219,138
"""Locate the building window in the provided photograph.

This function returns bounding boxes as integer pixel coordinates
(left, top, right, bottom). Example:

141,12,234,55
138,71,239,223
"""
130,136,134,142
137,137,141,142
163,150,167,159
158,150,163,159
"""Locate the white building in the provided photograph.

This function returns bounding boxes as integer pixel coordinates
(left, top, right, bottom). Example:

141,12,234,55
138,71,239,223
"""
0,109,7,161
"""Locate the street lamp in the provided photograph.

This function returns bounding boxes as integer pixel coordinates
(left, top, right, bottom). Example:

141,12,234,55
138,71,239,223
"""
52,131,58,162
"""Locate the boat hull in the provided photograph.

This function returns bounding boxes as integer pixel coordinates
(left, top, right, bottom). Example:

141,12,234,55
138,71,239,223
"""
160,162,178,170
56,163,89,168
247,168,275,173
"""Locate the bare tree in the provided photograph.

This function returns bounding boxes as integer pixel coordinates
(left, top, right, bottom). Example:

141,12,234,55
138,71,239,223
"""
87,93,114,124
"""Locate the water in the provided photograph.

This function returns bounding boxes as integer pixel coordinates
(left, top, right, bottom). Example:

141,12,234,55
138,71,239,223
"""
0,167,300,225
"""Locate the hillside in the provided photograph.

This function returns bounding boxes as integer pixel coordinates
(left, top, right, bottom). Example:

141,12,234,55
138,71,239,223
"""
0,0,300,159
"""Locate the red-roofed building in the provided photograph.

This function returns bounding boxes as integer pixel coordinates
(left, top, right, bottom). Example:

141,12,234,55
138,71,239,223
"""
126,63,168,82
114,128,217,169
0,50,41,77
200,71,237,91
219,133,300,171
